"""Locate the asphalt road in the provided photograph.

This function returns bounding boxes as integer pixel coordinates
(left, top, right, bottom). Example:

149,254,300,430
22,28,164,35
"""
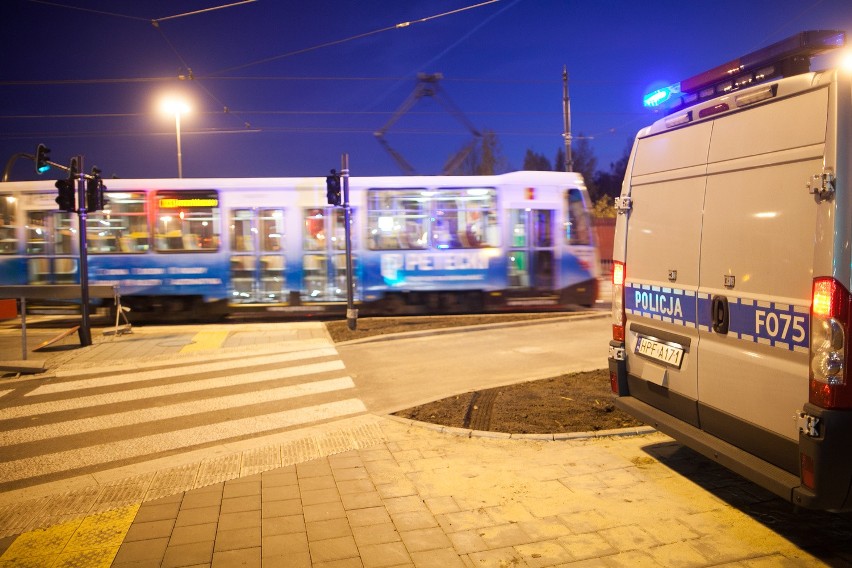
338,314,610,414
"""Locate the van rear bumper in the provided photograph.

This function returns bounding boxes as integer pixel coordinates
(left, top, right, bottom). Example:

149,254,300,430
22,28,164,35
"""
614,395,813,507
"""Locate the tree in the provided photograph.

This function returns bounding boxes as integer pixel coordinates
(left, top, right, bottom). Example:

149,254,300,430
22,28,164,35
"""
454,129,508,175
522,149,551,171
592,137,633,199
571,135,598,198
591,195,617,218
554,146,565,172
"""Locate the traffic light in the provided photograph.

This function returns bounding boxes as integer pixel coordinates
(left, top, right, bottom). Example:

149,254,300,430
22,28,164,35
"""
35,144,51,174
55,179,75,212
86,167,105,212
326,169,341,206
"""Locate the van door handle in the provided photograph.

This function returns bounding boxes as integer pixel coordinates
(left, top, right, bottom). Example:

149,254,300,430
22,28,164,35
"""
711,295,729,334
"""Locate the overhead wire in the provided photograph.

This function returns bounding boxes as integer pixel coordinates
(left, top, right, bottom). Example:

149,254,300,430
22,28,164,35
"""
24,0,149,21
153,0,506,132
151,0,256,24
25,0,256,23
209,0,502,76
14,0,640,160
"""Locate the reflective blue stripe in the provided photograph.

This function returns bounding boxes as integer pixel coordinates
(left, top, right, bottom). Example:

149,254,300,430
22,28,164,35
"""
625,283,697,326
728,298,809,351
627,282,809,352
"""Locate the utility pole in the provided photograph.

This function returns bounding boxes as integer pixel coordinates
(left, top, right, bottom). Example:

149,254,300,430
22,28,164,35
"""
28,145,106,347
562,66,574,172
74,156,93,346
341,154,357,331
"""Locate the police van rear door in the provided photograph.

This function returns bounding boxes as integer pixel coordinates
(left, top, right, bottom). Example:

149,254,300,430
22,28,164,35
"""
695,82,829,474
622,121,712,427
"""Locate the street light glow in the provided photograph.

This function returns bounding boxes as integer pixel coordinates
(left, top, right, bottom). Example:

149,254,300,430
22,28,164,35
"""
160,96,190,178
160,97,190,116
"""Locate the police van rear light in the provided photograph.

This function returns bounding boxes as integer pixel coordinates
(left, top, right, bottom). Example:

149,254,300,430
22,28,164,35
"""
644,30,846,115
809,277,852,409
612,261,625,342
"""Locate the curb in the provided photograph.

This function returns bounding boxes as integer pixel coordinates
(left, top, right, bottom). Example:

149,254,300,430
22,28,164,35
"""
383,414,657,441
335,311,608,346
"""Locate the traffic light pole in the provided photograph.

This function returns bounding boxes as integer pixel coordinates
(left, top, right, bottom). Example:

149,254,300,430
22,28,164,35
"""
341,154,357,331
75,155,93,346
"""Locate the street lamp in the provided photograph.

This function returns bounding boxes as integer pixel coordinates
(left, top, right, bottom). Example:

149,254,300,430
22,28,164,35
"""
161,97,190,178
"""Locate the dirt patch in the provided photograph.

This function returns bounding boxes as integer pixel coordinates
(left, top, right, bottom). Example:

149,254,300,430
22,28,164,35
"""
392,369,645,434
326,314,644,434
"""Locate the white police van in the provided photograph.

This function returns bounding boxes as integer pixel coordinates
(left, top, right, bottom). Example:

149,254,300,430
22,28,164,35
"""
608,30,852,510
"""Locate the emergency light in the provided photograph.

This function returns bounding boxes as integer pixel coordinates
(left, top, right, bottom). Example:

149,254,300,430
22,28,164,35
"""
643,30,846,113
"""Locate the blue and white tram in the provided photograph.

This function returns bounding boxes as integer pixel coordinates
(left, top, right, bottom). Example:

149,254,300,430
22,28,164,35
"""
0,171,599,317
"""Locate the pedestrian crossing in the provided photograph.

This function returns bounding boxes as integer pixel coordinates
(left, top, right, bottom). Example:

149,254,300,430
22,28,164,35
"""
0,345,366,491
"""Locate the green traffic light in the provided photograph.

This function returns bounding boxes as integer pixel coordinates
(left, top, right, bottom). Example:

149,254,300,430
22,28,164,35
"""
35,144,51,174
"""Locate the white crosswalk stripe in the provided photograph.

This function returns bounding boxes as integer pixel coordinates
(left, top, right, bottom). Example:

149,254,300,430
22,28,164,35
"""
3,360,345,420
0,346,365,489
29,347,339,395
0,377,356,446
0,399,367,484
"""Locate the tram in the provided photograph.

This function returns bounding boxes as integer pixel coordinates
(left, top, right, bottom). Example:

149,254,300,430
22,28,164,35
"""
0,170,599,317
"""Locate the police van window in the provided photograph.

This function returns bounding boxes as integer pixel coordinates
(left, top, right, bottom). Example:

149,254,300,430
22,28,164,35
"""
367,189,428,250
0,195,17,254
87,192,149,254
565,188,591,246
154,191,220,252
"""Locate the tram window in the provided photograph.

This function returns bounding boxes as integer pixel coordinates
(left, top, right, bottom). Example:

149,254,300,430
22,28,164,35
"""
329,208,353,251
260,209,284,252
26,211,75,255
231,209,255,252
434,188,498,249
56,214,76,254
87,192,149,253
25,212,48,254
155,191,220,252
304,208,327,251
367,187,497,250
367,189,427,250
232,209,285,252
533,210,553,248
565,188,591,246
0,195,17,254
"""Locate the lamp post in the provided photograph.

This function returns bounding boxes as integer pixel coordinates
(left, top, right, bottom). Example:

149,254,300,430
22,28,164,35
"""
161,97,190,178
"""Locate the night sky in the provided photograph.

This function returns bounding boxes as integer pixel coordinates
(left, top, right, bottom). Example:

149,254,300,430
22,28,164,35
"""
2,0,851,182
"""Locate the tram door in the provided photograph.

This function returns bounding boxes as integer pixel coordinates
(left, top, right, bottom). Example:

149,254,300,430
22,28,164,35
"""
229,208,286,303
508,209,555,291
26,208,78,285
302,207,355,302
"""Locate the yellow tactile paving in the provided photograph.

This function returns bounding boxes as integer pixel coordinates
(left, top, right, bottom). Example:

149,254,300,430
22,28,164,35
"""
0,503,139,568
179,330,230,353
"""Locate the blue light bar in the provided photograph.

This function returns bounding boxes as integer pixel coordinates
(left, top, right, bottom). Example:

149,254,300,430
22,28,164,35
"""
642,30,846,114
643,83,681,108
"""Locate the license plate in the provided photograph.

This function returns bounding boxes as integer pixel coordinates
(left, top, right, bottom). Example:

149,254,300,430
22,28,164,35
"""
635,335,684,368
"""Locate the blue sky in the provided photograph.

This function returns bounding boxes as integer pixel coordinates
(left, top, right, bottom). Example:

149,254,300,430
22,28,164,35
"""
2,0,851,181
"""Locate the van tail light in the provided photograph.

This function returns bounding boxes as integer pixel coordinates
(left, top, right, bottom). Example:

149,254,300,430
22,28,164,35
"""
809,277,852,408
612,261,625,342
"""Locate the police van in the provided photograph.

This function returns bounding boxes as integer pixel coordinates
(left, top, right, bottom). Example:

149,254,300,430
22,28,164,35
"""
608,30,852,510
